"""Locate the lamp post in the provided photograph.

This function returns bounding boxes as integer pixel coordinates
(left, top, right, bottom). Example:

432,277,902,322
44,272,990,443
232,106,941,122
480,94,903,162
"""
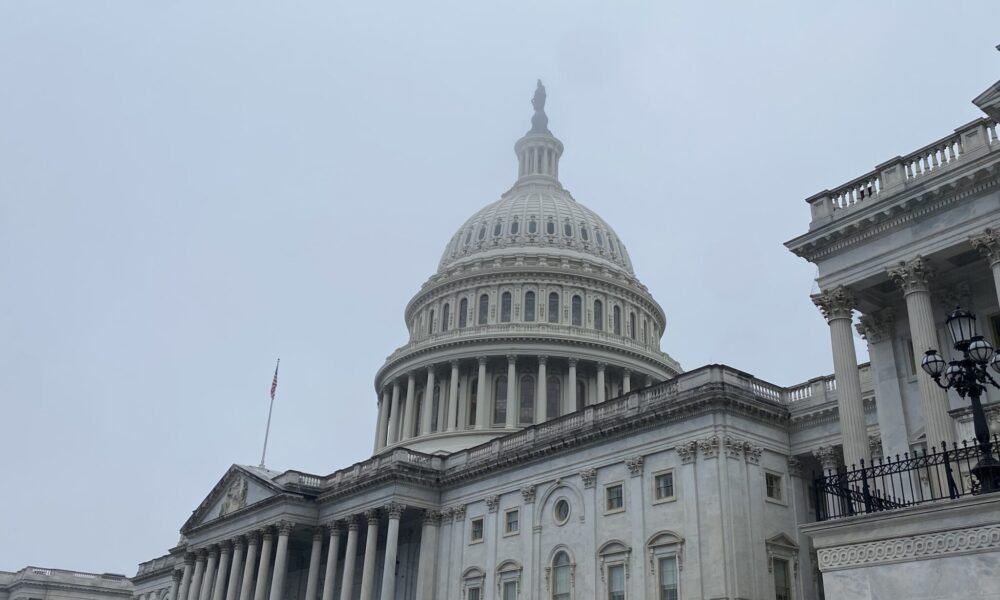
921,307,1000,493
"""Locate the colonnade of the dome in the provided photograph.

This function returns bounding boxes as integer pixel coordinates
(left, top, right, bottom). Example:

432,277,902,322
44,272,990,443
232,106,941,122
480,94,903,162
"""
372,354,657,453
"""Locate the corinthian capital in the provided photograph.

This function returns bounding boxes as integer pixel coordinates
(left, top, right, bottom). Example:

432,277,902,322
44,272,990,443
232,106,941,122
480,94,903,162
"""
856,308,894,344
384,502,406,519
971,228,1000,266
811,286,855,322
887,257,934,294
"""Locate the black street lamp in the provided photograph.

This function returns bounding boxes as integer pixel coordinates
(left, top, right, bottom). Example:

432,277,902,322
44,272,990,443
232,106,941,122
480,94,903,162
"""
921,307,1000,493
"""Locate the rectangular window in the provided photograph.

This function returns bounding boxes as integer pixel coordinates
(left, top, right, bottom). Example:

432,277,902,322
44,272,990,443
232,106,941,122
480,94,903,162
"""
607,564,625,600
766,472,783,502
467,587,481,600
504,509,519,534
605,483,624,512
654,471,675,501
502,581,517,600
773,558,791,600
658,556,678,600
470,517,484,543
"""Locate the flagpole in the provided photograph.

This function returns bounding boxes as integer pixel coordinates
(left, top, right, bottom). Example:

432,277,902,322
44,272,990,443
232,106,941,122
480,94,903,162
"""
260,358,280,468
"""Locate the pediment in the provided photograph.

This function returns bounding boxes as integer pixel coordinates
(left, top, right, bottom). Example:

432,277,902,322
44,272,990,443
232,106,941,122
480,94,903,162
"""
973,79,1000,121
181,465,284,532
765,533,799,551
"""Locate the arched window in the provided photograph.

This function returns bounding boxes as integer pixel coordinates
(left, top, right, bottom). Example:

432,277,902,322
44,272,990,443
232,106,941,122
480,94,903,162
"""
629,312,637,340
469,378,478,427
441,303,450,332
428,310,435,335
519,375,535,425
464,229,473,246
510,219,519,235
478,294,489,325
524,291,536,322
594,299,604,330
546,219,556,235
548,293,560,323
596,230,604,247
493,221,503,237
414,390,424,437
576,380,586,411
547,376,561,418
580,225,589,241
571,295,582,326
613,305,622,335
529,217,538,234
501,292,512,322
493,376,508,426
563,221,573,238
459,298,468,328
431,385,441,432
478,225,487,241
551,551,572,600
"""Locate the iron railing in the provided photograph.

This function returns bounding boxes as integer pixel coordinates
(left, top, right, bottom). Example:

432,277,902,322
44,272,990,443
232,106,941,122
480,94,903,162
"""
813,436,1000,521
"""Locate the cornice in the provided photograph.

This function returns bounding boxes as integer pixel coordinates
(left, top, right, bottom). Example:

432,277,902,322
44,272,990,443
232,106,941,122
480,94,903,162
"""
788,164,1000,262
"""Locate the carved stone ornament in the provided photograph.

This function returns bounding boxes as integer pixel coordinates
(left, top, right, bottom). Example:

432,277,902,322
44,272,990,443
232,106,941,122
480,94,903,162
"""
423,510,443,526
813,445,839,472
452,505,467,522
343,515,360,531
384,502,406,519
817,524,1000,570
723,436,743,459
868,435,884,461
811,286,856,322
218,477,248,517
521,485,537,504
275,521,294,535
676,440,698,464
856,308,895,345
365,509,380,525
743,442,763,465
698,435,720,459
787,457,803,477
580,468,598,488
970,228,1000,266
887,256,934,294
625,456,644,477
439,507,454,522
485,495,500,513
325,522,343,536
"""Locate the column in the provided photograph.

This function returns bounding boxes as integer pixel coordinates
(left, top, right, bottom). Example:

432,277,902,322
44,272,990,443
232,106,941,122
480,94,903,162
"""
402,372,417,440
812,286,869,468
303,530,323,600
200,547,218,600
338,518,359,600
566,358,578,414
379,503,405,600
505,355,517,429
239,534,259,600
971,228,1000,302
253,530,274,600
622,368,631,393
268,522,293,600
188,551,206,600
888,258,955,448
374,391,390,453
596,362,606,404
436,373,448,433
447,361,460,432
225,538,245,600
387,383,401,445
359,510,380,600
857,309,910,459
320,525,342,600
211,543,232,600
171,570,183,600
177,555,194,600
536,355,548,422
421,367,436,435
475,357,488,430
414,511,442,600
813,446,841,518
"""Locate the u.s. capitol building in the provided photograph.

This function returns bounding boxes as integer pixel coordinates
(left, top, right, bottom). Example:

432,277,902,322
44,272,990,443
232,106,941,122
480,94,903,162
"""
13,73,1000,600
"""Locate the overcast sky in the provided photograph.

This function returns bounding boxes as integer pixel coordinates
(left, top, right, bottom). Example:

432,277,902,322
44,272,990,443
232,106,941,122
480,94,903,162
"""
1,0,997,575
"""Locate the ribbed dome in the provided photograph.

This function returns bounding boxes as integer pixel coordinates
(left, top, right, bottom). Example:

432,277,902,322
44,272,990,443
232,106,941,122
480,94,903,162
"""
438,182,635,274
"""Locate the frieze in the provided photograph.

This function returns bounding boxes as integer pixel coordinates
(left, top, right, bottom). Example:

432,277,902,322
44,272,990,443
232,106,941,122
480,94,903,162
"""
816,525,1000,571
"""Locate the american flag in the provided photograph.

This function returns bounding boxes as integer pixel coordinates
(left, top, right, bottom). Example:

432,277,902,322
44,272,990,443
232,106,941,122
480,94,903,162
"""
270,358,280,401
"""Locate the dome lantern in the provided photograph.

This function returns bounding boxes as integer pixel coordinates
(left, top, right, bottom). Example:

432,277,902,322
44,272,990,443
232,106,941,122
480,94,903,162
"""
514,80,564,184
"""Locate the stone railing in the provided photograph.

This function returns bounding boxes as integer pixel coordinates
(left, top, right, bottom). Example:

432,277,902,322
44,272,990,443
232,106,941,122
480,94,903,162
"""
135,556,175,576
4,567,129,582
807,117,999,224
381,322,673,367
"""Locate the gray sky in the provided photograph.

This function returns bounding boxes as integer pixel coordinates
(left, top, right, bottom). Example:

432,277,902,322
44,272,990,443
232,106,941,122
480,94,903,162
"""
1,0,997,575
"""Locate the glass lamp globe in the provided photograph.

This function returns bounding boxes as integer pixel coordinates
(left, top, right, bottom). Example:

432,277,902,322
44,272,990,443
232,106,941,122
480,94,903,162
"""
921,350,946,377
944,362,962,385
946,307,977,347
968,336,994,364
991,351,1000,375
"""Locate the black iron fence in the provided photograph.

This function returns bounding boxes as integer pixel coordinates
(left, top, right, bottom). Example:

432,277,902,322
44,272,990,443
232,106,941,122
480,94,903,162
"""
813,435,1000,521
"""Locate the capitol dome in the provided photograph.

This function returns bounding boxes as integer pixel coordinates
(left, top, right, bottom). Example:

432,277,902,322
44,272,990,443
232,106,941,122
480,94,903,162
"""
371,81,681,455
